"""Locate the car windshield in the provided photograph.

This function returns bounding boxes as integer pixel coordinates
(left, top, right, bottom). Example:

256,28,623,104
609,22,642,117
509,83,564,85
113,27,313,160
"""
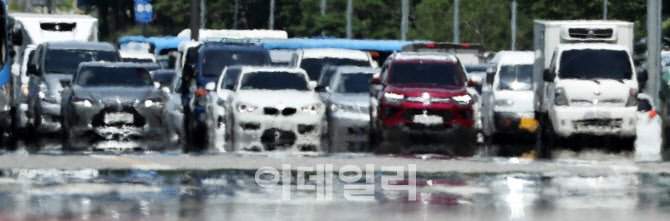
559,49,632,80
76,66,153,87
221,68,242,89
316,66,339,87
201,50,268,78
335,73,372,94
153,73,176,87
45,49,119,74
498,64,533,91
239,71,309,91
300,58,370,81
388,62,464,86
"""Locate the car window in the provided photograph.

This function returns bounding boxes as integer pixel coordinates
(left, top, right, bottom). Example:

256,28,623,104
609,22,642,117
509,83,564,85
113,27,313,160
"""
221,68,242,89
300,58,371,81
497,64,533,91
45,49,120,75
76,66,153,87
201,50,268,78
559,49,632,80
335,73,373,94
388,62,464,87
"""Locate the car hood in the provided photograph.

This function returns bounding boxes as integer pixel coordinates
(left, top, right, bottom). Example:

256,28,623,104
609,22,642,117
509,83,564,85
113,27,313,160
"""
386,84,467,98
329,93,369,107
493,90,535,113
234,90,320,107
72,86,164,104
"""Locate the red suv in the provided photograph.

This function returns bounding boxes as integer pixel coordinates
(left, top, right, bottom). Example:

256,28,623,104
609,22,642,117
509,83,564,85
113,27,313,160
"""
369,52,478,155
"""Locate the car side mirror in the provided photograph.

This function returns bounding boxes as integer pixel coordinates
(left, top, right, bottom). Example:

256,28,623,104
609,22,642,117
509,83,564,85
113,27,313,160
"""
637,69,648,83
161,86,171,94
315,85,327,92
154,82,161,89
10,30,22,46
543,69,555,82
27,64,37,76
370,77,382,85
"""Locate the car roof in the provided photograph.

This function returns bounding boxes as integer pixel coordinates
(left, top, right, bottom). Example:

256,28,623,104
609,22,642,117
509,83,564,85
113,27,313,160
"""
118,36,189,55
491,51,535,65
200,42,267,51
300,48,370,60
79,62,160,69
335,66,379,74
236,66,307,75
391,52,459,62
44,41,117,51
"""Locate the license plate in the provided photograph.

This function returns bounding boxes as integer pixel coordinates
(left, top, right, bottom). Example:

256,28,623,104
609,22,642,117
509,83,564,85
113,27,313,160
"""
413,115,443,125
584,111,611,119
104,113,134,125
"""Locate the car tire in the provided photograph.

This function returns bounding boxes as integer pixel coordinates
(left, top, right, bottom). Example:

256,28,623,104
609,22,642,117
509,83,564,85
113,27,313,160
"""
535,115,555,160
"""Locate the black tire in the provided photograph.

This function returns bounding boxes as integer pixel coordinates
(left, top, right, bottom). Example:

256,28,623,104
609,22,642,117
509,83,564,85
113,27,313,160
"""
535,116,555,160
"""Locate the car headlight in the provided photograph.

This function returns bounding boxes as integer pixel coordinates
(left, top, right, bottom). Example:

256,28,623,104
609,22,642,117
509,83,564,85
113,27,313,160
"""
301,103,321,114
144,97,164,107
554,87,568,106
72,97,93,107
626,89,637,107
383,92,404,105
494,99,514,107
237,103,258,113
451,95,472,106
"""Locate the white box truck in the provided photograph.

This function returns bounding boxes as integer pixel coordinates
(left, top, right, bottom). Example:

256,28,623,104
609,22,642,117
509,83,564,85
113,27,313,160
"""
533,20,639,158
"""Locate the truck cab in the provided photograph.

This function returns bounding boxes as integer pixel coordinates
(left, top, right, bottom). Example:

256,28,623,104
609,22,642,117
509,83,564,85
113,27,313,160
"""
534,20,638,157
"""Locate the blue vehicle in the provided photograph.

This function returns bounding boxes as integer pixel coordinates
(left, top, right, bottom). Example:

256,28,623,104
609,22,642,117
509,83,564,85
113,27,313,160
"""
0,1,12,144
261,38,432,66
181,42,271,151
118,36,189,68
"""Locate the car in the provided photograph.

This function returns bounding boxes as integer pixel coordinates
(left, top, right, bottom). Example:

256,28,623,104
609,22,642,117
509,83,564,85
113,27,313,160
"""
480,51,538,155
317,66,378,152
61,62,170,151
26,41,121,134
369,52,479,155
181,42,271,151
269,49,295,66
293,48,377,84
222,67,325,152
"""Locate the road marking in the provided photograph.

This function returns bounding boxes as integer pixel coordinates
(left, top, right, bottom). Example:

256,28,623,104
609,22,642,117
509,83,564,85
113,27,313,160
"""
91,155,172,170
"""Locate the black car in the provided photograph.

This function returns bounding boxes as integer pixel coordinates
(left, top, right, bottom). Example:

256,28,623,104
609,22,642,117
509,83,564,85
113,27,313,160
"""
61,62,169,150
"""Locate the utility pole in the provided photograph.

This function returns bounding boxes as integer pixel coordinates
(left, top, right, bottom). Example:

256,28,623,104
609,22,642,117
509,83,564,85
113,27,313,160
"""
233,0,239,29
200,0,206,28
401,0,409,41
269,0,275,30
511,0,517,51
603,0,608,20
321,0,326,36
346,0,352,39
453,0,459,43
190,0,201,40
647,0,662,108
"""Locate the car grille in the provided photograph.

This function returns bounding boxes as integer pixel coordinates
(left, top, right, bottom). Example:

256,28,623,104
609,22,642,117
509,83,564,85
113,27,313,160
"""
260,128,297,150
91,104,145,127
573,119,622,129
264,107,297,116
402,109,454,122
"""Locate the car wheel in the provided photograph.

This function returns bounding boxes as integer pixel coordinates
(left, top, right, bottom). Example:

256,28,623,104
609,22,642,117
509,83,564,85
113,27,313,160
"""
535,116,554,160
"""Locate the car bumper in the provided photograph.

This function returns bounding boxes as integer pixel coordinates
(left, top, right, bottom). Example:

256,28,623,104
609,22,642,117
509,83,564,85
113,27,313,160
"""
550,106,636,137
233,113,324,151
67,103,168,141
329,112,369,152
37,101,62,132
